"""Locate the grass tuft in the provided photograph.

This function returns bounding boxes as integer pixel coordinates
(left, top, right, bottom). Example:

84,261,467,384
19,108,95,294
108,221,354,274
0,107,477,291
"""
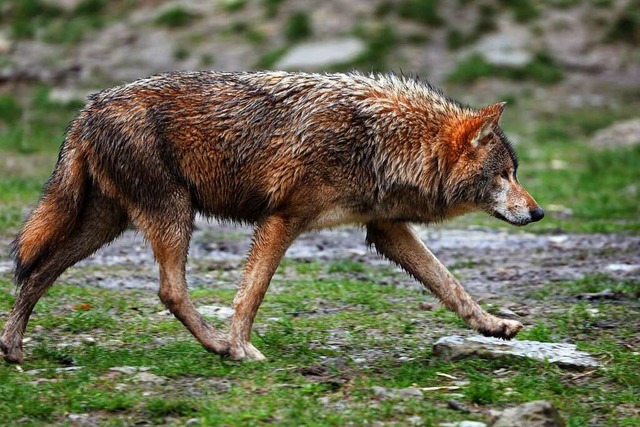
398,0,443,26
285,11,313,43
448,51,563,85
155,7,198,28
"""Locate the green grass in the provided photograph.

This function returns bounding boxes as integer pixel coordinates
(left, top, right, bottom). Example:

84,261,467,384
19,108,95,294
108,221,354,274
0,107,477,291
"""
263,0,286,18
398,0,443,26
605,0,640,44
154,6,198,28
499,0,540,22
285,11,313,42
1,0,115,43
0,263,638,425
221,0,247,13
449,51,564,85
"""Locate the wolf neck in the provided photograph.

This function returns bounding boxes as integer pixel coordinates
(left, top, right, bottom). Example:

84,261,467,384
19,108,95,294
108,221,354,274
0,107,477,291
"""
357,79,469,223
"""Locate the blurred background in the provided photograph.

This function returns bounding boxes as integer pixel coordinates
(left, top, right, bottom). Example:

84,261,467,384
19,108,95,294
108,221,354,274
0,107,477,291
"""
0,0,639,233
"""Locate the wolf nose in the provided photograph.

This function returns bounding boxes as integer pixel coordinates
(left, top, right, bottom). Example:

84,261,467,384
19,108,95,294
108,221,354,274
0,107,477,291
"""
530,207,544,222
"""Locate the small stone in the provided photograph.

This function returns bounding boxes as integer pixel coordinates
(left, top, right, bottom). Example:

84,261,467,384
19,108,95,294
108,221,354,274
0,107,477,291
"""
547,235,569,244
492,400,565,427
109,366,140,375
67,413,89,422
447,399,470,413
407,415,424,426
55,366,83,373
197,305,235,320
317,396,331,405
81,336,96,345
398,387,423,398
371,386,423,399
576,289,621,301
606,263,640,273
133,372,166,385
419,301,434,311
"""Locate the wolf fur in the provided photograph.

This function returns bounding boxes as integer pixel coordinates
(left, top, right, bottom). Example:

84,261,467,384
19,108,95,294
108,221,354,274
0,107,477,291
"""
1,71,543,363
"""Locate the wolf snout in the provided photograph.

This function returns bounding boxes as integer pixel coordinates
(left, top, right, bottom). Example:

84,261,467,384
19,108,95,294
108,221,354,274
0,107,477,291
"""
529,207,544,222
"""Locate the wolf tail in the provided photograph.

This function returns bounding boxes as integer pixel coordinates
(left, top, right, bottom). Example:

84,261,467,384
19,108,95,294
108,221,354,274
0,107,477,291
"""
12,134,89,287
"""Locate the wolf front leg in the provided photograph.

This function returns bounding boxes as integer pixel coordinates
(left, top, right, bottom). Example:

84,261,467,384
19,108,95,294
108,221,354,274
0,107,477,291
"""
228,215,301,361
366,221,523,339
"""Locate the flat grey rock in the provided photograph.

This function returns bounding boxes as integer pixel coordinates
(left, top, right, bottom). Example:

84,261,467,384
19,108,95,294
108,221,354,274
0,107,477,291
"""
433,336,600,370
276,38,365,70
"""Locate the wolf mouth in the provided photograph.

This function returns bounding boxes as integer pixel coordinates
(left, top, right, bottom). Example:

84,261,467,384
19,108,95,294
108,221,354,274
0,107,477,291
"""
491,210,528,227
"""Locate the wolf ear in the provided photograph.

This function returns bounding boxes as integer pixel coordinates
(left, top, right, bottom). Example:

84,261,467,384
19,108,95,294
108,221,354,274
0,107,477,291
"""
469,102,506,149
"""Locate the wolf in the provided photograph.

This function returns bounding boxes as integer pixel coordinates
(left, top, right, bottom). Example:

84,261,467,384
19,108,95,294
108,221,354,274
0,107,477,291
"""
0,71,543,363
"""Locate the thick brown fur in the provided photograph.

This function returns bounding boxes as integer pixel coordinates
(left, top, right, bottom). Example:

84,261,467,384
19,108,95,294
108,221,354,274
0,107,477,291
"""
2,71,542,363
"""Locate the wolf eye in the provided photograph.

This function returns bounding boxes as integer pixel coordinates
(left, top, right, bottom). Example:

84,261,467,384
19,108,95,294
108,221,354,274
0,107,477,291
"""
500,170,509,180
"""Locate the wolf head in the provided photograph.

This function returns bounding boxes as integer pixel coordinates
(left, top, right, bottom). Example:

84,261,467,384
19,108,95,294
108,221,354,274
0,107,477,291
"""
442,102,544,226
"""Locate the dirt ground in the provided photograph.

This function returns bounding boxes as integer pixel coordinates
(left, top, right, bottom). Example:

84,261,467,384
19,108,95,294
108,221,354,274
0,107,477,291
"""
2,219,637,300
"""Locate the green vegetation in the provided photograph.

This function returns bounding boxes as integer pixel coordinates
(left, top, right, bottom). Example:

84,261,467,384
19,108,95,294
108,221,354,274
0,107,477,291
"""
200,53,216,67
173,46,190,61
1,0,112,43
0,0,109,43
499,0,539,22
74,0,107,16
0,95,22,123
398,0,443,26
255,47,289,69
284,11,313,43
0,265,637,425
4,0,63,39
475,4,499,35
221,0,247,13
606,0,640,44
263,0,286,18
0,88,81,154
448,51,564,85
154,6,198,28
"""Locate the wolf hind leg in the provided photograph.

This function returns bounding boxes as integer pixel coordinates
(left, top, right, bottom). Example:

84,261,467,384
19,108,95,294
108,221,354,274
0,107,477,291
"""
138,195,229,355
1,191,129,363
366,221,523,339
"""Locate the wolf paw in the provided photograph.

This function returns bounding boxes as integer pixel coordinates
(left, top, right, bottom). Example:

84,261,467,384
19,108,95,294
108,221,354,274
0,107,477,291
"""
478,318,523,340
0,337,24,364
228,342,266,361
